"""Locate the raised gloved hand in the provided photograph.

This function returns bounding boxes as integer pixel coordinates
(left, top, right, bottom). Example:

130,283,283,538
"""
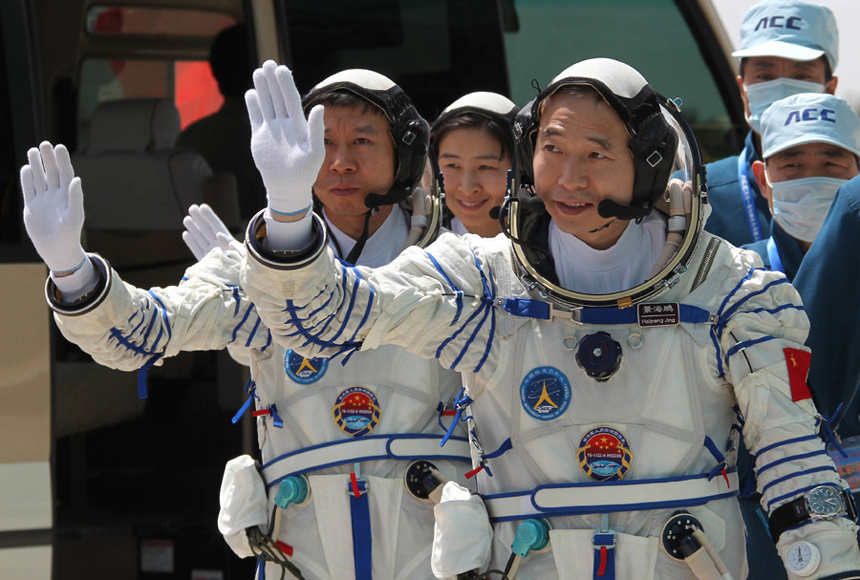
245,60,325,223
182,203,240,260
20,142,87,275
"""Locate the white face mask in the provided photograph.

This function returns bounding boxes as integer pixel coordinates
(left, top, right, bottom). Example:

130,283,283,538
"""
745,78,826,133
767,175,846,243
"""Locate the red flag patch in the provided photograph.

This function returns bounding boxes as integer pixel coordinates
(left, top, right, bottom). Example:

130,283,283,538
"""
784,348,812,402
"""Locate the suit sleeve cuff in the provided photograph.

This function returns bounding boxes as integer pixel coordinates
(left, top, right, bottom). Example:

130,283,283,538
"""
45,254,112,316
244,208,329,270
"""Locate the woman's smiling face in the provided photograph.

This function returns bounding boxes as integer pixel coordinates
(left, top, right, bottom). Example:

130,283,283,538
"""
438,126,510,237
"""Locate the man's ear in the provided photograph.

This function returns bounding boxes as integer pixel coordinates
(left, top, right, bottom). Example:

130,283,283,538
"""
825,75,838,95
751,160,774,214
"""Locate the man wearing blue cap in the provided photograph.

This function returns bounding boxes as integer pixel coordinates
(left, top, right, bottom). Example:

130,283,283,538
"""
704,0,839,248
794,174,860,451
743,93,860,280
736,92,860,580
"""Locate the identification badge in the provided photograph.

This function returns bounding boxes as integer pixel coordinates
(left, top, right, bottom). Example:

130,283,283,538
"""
827,435,860,492
637,303,679,327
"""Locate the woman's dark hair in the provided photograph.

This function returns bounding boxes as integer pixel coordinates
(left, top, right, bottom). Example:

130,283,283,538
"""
431,112,514,161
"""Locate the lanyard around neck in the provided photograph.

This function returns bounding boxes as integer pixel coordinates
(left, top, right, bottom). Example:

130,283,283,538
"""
737,146,764,242
766,236,785,274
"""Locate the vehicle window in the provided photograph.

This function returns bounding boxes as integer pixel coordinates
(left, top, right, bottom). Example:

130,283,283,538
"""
76,6,236,149
277,0,509,119
503,0,736,161
78,57,223,148
277,0,739,162
85,6,235,37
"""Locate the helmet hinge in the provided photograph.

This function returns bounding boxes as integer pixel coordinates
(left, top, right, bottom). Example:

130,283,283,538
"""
646,150,663,168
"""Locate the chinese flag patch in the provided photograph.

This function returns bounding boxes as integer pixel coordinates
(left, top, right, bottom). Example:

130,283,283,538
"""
784,348,812,402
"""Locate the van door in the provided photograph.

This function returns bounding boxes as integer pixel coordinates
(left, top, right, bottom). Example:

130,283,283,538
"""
0,1,53,579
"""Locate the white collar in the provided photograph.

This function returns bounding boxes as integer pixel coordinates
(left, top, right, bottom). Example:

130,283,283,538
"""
449,217,470,236
324,205,408,267
548,212,667,294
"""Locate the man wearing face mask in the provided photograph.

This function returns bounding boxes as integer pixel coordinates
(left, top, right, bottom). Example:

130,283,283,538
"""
704,0,839,248
794,176,860,453
732,92,860,580
743,93,860,281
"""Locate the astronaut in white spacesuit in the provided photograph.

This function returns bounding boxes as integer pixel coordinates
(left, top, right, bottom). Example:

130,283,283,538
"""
236,58,860,580
20,62,471,580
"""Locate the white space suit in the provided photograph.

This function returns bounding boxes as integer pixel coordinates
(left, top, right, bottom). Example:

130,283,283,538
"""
240,210,860,579
46,238,469,580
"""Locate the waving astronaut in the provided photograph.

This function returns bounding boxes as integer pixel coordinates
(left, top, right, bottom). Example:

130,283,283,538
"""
213,65,472,580
239,58,860,580
21,61,471,580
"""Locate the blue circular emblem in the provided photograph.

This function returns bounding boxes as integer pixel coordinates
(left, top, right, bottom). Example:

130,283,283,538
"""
519,366,571,421
284,350,328,384
333,387,381,438
577,427,633,481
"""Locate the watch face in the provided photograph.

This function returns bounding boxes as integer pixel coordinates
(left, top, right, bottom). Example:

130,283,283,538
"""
808,486,843,516
787,542,812,568
785,541,820,576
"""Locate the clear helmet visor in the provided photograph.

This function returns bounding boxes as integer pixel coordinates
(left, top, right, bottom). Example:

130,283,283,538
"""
509,97,707,309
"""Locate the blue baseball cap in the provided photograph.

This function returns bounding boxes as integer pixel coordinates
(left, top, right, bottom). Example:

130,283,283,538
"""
760,93,860,159
732,0,838,70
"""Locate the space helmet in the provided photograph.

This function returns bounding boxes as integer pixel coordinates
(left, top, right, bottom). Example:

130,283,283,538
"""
303,69,440,252
432,91,519,139
505,58,707,309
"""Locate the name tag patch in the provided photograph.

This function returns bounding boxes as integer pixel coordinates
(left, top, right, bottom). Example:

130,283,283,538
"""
637,303,679,327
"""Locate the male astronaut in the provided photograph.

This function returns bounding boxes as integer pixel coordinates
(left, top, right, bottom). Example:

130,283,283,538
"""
238,57,860,580
19,61,470,580
705,0,839,247
742,93,860,281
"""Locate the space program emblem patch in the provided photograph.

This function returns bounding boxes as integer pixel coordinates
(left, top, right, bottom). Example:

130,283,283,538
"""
577,427,633,481
285,349,328,384
333,387,381,438
519,366,571,421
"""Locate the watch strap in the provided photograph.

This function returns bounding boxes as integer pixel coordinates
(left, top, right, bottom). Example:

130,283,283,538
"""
769,487,856,543
769,495,810,542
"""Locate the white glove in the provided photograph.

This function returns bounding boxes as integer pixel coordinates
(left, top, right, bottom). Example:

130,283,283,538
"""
20,142,88,274
182,203,240,260
218,455,269,559
245,60,324,250
21,141,97,299
431,481,493,579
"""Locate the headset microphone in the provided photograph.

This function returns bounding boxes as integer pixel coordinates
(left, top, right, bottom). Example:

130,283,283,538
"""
363,192,389,209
